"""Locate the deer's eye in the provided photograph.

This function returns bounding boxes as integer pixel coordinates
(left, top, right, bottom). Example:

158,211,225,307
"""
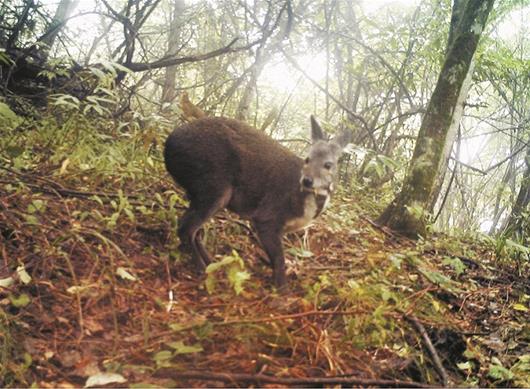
324,162,333,170
305,157,310,164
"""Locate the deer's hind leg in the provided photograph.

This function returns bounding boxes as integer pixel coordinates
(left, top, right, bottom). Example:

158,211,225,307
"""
178,186,232,273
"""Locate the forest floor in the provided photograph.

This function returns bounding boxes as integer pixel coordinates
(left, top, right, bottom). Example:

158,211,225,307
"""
1,162,529,388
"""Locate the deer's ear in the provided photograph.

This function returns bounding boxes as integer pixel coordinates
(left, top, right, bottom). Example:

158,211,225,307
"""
332,129,351,149
310,115,325,142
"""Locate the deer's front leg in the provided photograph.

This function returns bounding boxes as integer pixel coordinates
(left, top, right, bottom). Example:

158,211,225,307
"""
253,222,286,288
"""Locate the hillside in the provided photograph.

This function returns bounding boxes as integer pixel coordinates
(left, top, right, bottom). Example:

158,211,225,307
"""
1,117,529,387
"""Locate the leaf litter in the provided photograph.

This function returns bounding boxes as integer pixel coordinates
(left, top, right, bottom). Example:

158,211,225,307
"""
0,167,529,387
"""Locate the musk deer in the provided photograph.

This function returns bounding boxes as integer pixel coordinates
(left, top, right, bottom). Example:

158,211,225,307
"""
164,116,350,287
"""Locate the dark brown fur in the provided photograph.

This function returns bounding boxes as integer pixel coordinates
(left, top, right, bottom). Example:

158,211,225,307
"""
164,116,348,287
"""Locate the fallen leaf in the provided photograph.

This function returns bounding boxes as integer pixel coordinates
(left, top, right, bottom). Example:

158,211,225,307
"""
85,372,126,388
0,276,14,288
166,341,203,354
116,267,138,281
16,265,32,284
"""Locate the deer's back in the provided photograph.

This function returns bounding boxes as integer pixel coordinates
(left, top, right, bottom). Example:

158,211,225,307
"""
164,117,303,217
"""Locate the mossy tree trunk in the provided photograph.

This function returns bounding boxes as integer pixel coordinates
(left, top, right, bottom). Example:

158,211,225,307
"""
377,0,495,237
429,0,475,213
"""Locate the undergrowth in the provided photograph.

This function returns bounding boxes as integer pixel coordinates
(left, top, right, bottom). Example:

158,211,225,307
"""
1,102,529,387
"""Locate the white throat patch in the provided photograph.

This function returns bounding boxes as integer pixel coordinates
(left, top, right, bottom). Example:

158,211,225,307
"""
284,193,330,232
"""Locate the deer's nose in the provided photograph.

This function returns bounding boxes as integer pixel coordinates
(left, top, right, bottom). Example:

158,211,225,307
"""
302,177,313,189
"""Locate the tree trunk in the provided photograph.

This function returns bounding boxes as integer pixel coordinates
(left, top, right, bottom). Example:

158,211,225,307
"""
503,147,530,238
161,0,186,107
377,0,495,237
38,0,80,50
236,47,267,121
429,59,474,212
488,151,515,235
429,0,475,212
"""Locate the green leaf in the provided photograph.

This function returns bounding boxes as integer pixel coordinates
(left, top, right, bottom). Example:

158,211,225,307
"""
205,274,216,294
442,256,466,276
512,303,528,312
205,254,239,274
405,204,425,219
205,251,250,295
286,247,314,258
0,102,18,121
166,341,203,354
511,354,530,386
124,208,135,222
152,350,173,361
155,193,164,204
0,50,14,65
27,199,46,214
169,323,186,332
418,267,460,292
227,267,250,295
24,214,39,225
488,364,514,381
9,293,31,307
50,94,80,110
152,350,173,368
90,195,104,206
388,254,403,269
90,67,107,79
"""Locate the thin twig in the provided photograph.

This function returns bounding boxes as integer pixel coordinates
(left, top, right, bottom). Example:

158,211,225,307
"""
408,315,450,387
281,49,377,151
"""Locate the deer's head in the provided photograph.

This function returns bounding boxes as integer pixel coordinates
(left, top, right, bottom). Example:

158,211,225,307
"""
301,116,350,196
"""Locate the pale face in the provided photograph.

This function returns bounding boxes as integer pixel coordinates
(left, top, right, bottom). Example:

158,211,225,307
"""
299,116,350,196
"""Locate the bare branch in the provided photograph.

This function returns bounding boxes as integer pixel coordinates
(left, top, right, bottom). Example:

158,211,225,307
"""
124,37,241,71
282,49,377,150
122,0,290,72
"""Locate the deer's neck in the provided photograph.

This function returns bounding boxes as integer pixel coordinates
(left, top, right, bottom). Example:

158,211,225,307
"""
284,189,330,233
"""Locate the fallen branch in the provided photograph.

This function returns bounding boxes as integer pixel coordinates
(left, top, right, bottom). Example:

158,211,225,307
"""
408,316,450,387
361,215,399,237
154,369,432,388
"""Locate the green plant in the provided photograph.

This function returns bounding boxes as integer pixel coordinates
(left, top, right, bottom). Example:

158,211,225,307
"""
205,250,250,295
0,309,31,386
